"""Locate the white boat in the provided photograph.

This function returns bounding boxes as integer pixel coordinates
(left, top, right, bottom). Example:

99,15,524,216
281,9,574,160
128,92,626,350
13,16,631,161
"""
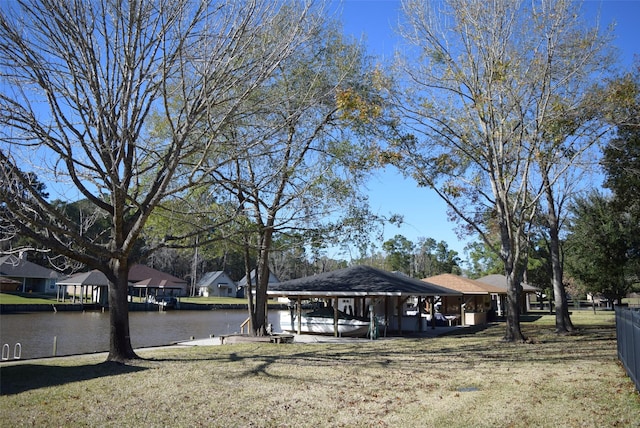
146,295,177,310
405,310,459,326
279,307,371,337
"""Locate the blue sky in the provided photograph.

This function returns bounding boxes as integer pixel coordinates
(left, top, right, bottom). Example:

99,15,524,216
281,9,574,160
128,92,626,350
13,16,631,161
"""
335,0,640,261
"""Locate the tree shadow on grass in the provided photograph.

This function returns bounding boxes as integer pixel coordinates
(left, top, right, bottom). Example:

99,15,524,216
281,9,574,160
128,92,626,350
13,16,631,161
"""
123,321,618,388
0,361,148,395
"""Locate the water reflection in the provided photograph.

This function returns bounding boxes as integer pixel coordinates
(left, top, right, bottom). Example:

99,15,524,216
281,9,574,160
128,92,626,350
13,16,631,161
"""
0,310,285,360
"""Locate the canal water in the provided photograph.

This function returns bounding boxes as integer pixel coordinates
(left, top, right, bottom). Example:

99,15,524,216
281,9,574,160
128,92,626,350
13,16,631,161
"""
0,309,287,360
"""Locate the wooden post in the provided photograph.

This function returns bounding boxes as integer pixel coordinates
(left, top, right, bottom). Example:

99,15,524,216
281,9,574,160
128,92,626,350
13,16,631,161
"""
384,296,389,331
396,297,402,334
417,296,423,332
430,297,436,329
296,297,302,334
333,296,339,337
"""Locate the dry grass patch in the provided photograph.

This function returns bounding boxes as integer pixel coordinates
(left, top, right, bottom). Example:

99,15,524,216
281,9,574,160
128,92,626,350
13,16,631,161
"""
1,311,638,427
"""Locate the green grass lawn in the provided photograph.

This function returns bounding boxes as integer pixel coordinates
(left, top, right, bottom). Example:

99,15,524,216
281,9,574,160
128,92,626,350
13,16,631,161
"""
179,296,249,305
0,292,64,305
1,311,638,427
0,293,285,307
179,296,285,307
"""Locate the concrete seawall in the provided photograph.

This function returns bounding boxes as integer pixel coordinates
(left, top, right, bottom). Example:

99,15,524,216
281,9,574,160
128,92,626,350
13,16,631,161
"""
1,302,289,313
0,304,87,313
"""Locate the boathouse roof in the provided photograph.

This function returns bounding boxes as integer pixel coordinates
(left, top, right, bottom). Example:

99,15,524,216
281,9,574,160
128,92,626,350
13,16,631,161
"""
267,265,461,298
422,273,506,295
476,274,540,293
57,270,111,286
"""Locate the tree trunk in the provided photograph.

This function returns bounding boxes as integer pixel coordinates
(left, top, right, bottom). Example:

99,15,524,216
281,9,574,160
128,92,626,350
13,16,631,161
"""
251,228,273,337
500,218,526,342
242,236,256,336
504,267,526,342
543,174,575,333
253,258,269,336
106,260,138,362
550,240,575,333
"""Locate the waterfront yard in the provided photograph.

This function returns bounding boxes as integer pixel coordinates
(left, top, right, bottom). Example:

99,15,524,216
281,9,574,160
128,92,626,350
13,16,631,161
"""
0,292,283,307
1,311,638,427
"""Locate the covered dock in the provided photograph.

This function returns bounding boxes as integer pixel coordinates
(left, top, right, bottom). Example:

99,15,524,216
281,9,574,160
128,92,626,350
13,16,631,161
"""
267,265,461,337
422,273,506,325
56,270,110,307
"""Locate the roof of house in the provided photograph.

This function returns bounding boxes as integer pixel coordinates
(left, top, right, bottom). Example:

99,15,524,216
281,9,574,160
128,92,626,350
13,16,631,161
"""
56,270,110,286
238,269,279,287
128,264,187,287
0,255,59,280
267,265,461,297
196,271,235,287
57,264,189,288
476,274,539,292
422,273,506,295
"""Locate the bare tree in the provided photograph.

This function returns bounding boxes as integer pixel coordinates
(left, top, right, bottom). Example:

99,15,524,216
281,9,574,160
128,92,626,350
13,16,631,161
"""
525,2,615,333
202,16,386,335
0,0,312,361
392,0,613,341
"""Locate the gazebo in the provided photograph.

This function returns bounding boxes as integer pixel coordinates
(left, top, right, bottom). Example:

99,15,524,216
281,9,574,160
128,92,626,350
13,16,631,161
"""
267,265,461,336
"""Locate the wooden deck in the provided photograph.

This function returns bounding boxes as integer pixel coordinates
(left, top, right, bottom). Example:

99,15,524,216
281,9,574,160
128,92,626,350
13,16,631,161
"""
219,334,294,345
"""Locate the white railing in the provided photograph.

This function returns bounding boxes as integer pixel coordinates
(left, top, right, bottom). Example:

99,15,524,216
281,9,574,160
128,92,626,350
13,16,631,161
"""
2,342,22,360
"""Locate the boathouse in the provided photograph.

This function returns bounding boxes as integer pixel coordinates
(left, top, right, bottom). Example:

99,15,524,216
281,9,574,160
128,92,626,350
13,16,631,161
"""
422,274,506,325
128,264,189,297
56,264,189,306
266,265,461,337
56,270,110,306
476,274,539,313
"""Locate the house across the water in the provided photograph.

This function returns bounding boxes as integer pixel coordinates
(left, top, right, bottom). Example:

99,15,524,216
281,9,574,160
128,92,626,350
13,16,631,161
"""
197,271,237,297
0,254,59,294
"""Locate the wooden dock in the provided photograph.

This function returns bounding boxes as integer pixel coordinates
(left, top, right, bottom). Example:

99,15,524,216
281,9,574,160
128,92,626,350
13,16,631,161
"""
219,334,294,345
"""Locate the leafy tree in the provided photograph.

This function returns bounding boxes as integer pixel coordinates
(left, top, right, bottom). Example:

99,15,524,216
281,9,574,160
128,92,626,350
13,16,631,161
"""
382,234,413,274
311,256,349,274
200,16,388,336
432,240,462,275
465,241,504,279
141,191,248,293
601,63,640,286
391,0,612,341
602,64,640,218
380,234,461,277
0,0,313,361
413,237,438,277
565,192,639,304
268,233,314,281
